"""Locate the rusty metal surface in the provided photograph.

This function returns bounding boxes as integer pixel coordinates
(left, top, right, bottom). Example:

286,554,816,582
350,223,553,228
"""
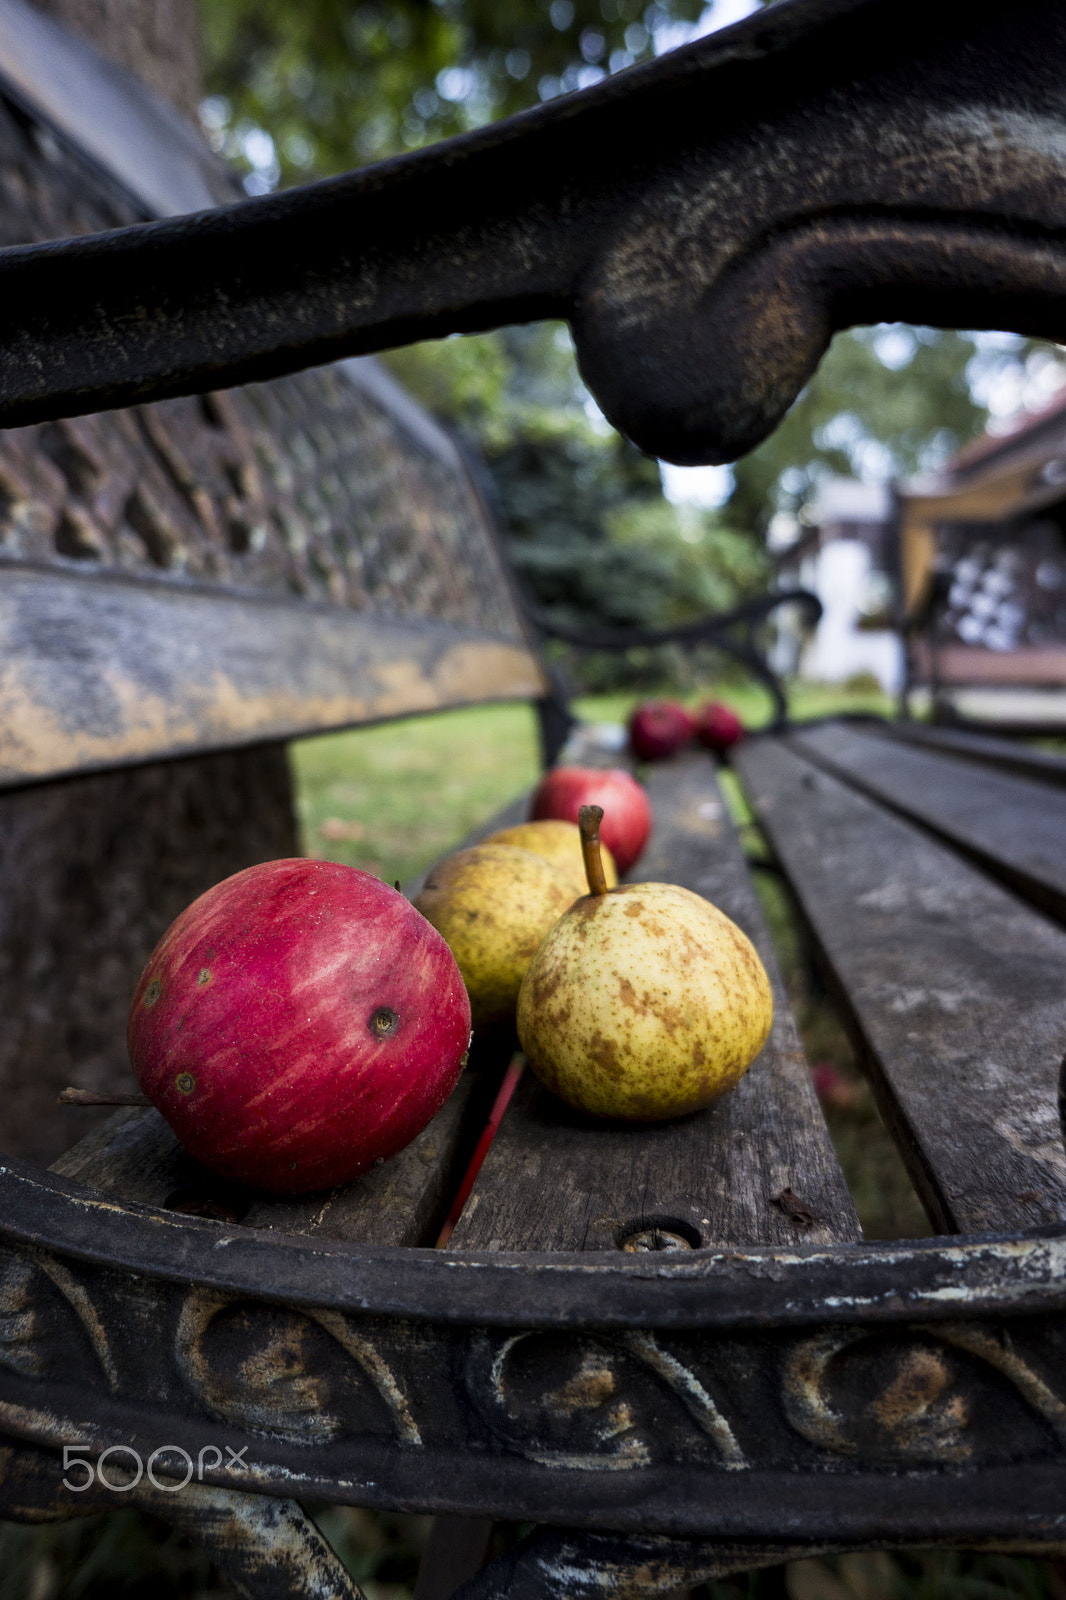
0,2,1064,462
1,1158,1066,1540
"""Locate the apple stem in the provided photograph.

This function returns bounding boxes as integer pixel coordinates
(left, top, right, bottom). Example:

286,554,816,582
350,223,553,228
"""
578,804,610,896
58,1087,152,1107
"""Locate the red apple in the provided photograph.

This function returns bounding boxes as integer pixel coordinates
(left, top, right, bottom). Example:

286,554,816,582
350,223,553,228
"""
127,859,471,1193
530,766,651,874
696,701,745,753
628,699,696,761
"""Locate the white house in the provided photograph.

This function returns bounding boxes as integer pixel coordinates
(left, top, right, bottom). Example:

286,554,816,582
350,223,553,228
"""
771,478,903,693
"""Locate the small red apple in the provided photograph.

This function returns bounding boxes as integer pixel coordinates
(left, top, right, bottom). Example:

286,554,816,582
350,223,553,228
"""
127,859,471,1193
696,701,745,753
530,766,651,874
627,699,696,761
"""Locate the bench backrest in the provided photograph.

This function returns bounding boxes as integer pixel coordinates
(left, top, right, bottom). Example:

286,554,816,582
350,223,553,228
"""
0,4,546,791
0,8,547,1167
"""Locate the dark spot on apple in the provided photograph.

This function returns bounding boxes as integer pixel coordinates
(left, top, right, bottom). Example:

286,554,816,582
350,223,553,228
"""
144,979,162,1008
459,1051,469,1068
197,968,211,986
370,1006,400,1038
176,1072,195,1095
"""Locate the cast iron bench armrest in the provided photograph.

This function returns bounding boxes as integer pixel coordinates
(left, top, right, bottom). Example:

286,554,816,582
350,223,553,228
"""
0,2,1063,466
524,588,822,732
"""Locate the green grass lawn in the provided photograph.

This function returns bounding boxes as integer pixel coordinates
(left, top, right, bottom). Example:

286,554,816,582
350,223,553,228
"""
291,700,543,886
290,679,894,886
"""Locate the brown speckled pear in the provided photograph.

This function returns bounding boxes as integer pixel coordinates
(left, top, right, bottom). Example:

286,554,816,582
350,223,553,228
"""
414,843,575,1034
516,806,772,1119
483,818,618,899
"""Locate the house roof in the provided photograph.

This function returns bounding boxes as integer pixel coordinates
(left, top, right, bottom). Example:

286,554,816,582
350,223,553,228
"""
945,386,1066,481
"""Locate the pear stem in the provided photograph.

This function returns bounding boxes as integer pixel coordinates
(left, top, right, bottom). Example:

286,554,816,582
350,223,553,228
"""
578,804,610,897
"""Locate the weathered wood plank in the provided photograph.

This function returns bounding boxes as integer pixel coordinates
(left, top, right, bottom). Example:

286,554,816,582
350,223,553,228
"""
0,0,232,221
734,735,1066,1235
50,1070,488,1246
788,721,1066,924
448,749,861,1252
0,568,545,786
874,719,1066,790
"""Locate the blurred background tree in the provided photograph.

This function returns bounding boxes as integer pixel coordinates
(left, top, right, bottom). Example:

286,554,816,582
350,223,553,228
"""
197,0,1066,674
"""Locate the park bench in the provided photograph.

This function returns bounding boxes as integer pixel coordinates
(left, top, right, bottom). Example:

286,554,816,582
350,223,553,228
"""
0,1,1066,1597
896,405,1066,734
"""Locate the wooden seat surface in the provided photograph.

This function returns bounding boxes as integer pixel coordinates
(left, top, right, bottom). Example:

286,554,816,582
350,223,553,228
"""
52,718,1066,1262
734,727,1066,1237
51,749,859,1257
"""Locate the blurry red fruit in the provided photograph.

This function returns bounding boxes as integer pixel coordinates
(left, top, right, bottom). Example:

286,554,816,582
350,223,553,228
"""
627,699,696,761
696,701,745,753
530,765,651,874
811,1061,860,1112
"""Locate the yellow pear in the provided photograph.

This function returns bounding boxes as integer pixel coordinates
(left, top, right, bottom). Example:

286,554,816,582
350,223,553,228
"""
484,818,618,898
415,843,574,1034
517,806,772,1119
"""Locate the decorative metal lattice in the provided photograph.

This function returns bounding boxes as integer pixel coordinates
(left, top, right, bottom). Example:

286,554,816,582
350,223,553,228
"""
0,87,524,641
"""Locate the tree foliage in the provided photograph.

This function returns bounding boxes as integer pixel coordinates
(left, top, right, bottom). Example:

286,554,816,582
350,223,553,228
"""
727,326,991,536
387,323,767,672
201,0,708,183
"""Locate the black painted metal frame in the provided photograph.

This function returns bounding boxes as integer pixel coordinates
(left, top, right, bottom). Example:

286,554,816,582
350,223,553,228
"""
4,1157,1066,1547
2,0,1066,1591
0,0,1065,468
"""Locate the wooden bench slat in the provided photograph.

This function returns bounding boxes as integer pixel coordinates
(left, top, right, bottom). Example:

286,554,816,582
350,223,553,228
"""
0,569,545,786
872,720,1066,790
788,722,1066,925
734,736,1066,1236
50,1070,488,1247
447,750,861,1253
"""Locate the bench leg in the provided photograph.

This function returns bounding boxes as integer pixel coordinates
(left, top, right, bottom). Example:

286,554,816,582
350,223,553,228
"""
0,1437,363,1600
142,1482,366,1600
450,1526,1066,1600
414,1515,495,1600
450,1528,834,1600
